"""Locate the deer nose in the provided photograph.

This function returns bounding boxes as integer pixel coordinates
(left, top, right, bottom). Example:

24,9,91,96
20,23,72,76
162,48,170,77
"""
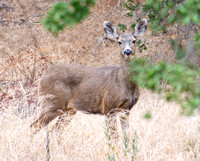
124,49,133,56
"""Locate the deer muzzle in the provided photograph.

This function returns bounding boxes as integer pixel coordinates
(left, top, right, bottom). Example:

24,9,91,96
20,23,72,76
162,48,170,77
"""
124,49,133,57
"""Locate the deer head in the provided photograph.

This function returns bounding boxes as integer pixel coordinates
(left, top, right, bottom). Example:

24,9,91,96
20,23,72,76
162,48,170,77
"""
104,19,147,61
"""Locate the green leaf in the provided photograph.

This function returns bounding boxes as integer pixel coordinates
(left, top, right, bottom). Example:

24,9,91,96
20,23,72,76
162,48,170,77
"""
42,0,97,34
144,111,152,120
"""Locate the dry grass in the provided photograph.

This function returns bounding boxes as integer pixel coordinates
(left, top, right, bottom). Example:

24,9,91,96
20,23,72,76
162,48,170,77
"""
0,0,200,160
1,90,200,160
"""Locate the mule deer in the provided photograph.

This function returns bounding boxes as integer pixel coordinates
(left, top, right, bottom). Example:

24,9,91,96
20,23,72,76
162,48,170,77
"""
31,19,148,135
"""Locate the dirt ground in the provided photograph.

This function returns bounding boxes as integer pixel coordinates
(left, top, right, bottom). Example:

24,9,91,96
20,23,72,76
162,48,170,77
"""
0,0,200,160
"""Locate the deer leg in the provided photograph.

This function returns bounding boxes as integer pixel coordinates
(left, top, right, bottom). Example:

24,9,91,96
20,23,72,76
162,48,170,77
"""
107,109,130,139
119,110,130,134
31,102,64,133
54,108,77,131
31,81,73,133
31,96,68,133
107,110,119,139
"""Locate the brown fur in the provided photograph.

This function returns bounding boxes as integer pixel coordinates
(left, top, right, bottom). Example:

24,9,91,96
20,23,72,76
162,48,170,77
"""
31,57,139,130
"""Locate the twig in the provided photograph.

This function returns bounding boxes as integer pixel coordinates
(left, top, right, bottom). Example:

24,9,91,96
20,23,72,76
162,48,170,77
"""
46,127,50,161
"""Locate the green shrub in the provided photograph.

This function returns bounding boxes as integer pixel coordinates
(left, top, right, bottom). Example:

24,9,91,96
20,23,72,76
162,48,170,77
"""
42,0,96,34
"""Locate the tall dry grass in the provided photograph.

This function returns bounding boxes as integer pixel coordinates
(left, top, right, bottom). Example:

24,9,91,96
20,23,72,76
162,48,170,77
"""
0,0,200,160
1,90,200,160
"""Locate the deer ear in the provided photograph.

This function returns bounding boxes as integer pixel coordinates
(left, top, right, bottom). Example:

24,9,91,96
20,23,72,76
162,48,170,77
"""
134,19,147,37
103,21,119,41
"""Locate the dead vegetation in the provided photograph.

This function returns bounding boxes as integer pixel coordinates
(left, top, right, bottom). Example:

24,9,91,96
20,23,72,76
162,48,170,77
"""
0,0,200,160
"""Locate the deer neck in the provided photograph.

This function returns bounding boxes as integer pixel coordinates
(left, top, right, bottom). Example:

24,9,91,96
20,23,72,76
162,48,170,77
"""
120,57,133,88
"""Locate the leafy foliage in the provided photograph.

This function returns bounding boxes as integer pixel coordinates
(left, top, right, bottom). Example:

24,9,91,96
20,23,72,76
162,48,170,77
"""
194,30,200,54
169,0,200,25
122,0,200,114
142,0,176,33
105,119,138,160
105,119,115,161
123,0,140,17
117,24,127,32
42,0,96,34
136,40,147,53
169,0,200,55
142,0,200,55
130,59,200,115
143,111,152,120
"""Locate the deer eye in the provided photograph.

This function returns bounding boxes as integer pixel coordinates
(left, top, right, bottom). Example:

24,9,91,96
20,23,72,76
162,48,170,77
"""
132,40,136,44
118,41,122,45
